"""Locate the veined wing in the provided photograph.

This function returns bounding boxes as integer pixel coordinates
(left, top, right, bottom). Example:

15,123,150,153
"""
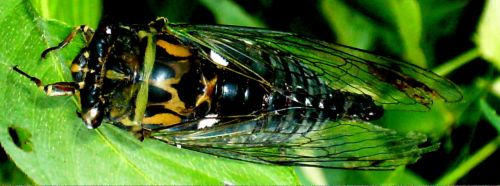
151,112,438,169
166,24,462,110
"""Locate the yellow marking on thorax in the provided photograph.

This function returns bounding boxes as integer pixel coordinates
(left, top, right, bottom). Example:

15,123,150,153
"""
105,70,128,80
149,59,192,116
156,39,192,58
117,117,144,133
195,75,218,108
143,113,181,126
149,78,189,115
71,63,82,73
83,51,90,58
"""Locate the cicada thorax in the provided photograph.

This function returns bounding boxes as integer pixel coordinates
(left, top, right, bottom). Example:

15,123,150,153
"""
142,35,208,128
141,35,269,130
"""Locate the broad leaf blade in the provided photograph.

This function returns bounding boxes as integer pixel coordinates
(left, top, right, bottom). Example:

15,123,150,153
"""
31,0,102,28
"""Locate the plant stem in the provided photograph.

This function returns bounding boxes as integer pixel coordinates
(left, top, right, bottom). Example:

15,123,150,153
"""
436,136,500,185
433,48,480,76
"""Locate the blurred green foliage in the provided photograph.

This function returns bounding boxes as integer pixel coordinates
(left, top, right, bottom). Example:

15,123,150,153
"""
0,0,498,185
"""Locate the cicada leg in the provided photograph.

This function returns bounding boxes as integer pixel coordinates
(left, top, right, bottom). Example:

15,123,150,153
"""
41,25,94,59
13,66,77,96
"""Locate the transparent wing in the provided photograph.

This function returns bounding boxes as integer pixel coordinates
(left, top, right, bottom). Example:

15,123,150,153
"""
156,23,451,169
167,24,462,110
152,112,438,170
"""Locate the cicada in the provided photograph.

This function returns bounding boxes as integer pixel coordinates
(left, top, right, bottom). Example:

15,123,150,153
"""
13,18,462,169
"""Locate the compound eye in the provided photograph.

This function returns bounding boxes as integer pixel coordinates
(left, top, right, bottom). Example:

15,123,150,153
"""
363,105,384,121
81,103,104,129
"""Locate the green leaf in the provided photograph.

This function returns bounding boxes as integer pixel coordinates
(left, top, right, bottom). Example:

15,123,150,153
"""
379,102,453,137
31,0,102,28
320,0,377,49
476,0,500,71
321,0,466,68
346,0,426,67
387,0,427,67
320,0,426,66
0,0,298,184
297,167,429,185
197,0,265,27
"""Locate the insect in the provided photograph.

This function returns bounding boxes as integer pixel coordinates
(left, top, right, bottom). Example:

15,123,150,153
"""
13,18,462,169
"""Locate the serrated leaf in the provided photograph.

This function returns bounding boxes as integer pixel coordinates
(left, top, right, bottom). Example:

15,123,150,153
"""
0,0,298,184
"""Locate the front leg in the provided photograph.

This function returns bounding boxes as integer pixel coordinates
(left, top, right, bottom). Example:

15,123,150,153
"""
13,66,77,96
41,25,94,59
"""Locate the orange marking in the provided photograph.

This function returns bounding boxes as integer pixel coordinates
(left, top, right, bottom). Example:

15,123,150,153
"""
143,113,181,126
195,75,218,107
156,39,191,58
71,63,81,73
148,59,193,116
